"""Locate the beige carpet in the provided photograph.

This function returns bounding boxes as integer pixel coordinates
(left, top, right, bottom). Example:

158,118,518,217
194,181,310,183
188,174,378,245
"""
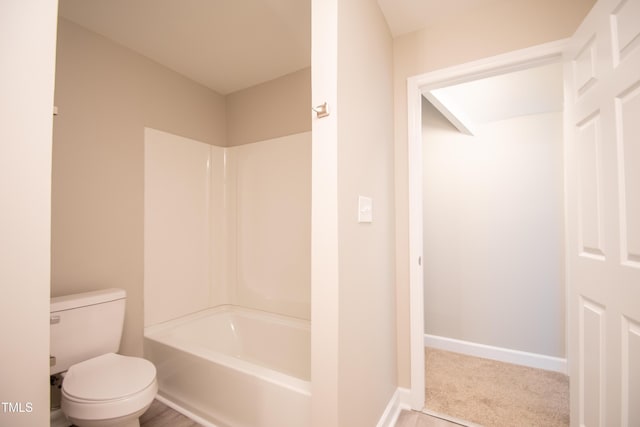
425,347,569,427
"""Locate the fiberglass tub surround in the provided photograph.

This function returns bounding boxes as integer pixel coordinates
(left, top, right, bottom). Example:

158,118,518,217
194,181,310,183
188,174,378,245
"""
143,128,311,427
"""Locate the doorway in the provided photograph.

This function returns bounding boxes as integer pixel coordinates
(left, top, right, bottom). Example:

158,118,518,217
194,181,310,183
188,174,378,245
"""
420,61,567,424
406,39,571,411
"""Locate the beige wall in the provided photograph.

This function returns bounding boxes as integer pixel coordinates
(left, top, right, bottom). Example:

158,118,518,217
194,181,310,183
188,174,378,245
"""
311,0,396,425
393,0,597,388
226,68,311,146
52,18,226,356
0,0,57,425
336,0,396,424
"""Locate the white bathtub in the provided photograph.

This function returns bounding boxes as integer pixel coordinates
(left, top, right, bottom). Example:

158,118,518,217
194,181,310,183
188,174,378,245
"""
144,305,311,427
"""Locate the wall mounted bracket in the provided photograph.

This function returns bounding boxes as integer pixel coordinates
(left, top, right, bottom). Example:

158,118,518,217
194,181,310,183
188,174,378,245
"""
312,102,330,118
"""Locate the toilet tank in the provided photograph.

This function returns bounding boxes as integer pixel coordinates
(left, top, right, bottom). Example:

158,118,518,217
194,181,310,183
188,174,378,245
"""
50,288,126,375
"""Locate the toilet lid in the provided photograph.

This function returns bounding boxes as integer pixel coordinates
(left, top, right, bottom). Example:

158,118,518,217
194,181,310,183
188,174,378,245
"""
63,353,156,401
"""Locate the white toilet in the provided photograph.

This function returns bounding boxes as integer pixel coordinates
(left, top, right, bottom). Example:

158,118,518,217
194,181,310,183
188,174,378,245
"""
50,288,158,427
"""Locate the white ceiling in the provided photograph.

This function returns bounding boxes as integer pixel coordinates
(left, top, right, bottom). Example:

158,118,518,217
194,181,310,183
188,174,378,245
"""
58,0,311,95
376,0,494,37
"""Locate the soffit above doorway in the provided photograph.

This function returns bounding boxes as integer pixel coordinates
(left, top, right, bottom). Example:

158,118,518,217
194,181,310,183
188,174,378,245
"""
424,62,564,135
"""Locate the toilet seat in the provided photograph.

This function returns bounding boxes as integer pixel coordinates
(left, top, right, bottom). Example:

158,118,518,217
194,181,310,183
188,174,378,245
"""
61,353,158,421
63,353,156,401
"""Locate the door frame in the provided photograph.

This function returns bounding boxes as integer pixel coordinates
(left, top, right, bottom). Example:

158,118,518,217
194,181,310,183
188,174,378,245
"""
406,38,571,409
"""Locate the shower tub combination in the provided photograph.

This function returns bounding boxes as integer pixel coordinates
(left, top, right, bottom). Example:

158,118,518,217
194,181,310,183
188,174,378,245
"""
144,305,311,427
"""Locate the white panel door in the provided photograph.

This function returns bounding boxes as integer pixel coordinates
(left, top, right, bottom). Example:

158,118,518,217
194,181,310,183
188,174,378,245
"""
564,0,640,426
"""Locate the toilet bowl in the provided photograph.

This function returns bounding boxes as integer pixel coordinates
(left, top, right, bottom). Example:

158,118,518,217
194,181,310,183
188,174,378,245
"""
61,353,158,427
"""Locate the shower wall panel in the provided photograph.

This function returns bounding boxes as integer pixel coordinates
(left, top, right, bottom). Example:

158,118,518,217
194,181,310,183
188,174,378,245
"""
144,129,311,326
229,132,311,319
144,128,223,326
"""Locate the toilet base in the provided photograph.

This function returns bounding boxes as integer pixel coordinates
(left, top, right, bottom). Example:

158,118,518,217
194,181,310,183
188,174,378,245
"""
51,408,71,427
65,403,149,427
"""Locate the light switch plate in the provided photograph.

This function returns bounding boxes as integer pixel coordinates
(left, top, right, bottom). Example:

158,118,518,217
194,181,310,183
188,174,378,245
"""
358,196,373,223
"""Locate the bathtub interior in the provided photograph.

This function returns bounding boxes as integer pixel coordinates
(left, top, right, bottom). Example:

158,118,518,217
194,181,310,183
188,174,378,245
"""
145,305,311,382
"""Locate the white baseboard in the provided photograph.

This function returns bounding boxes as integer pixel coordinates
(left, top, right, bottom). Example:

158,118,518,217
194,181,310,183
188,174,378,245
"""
376,387,412,427
424,334,567,374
